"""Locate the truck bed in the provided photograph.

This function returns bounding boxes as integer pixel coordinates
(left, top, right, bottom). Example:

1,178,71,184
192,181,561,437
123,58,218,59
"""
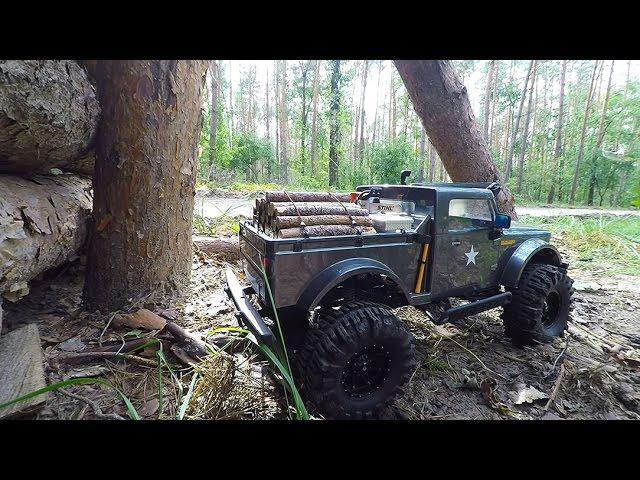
239,220,428,310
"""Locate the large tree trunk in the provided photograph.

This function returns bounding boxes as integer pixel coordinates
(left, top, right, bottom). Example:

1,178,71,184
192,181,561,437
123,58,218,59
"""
208,61,219,181
570,61,599,204
0,60,100,176
394,60,517,218
516,61,537,194
547,60,567,204
0,174,92,302
83,60,206,312
309,60,321,176
328,60,341,187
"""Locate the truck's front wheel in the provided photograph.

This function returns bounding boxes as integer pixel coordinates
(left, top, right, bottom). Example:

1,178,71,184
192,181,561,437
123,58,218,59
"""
502,263,574,346
296,301,416,419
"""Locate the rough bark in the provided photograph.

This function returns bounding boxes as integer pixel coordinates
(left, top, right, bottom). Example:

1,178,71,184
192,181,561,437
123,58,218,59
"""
309,60,321,176
276,225,376,239
0,60,100,175
328,60,341,187
0,174,92,302
83,60,206,312
394,60,517,219
273,214,373,230
570,61,599,204
547,60,567,204
193,235,240,262
418,127,426,182
268,202,368,217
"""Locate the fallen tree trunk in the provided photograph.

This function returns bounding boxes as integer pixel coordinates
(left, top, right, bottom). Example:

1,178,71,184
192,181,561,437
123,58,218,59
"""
263,191,352,203
0,174,92,301
276,225,376,238
273,214,373,230
193,235,240,262
268,202,368,217
0,60,100,175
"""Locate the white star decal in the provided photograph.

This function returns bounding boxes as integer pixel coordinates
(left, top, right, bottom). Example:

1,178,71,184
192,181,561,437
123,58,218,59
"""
465,245,479,266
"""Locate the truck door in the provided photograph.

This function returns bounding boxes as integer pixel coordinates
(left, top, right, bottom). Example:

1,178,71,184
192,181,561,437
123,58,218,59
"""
431,197,500,297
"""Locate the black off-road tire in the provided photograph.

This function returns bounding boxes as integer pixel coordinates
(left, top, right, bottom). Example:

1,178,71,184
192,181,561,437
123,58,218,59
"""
295,301,416,419
501,263,574,346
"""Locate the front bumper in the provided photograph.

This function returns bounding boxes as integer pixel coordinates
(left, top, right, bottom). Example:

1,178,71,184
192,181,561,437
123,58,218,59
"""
224,268,277,350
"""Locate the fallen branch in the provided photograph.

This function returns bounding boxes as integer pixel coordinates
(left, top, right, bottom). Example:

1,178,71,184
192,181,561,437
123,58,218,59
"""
53,352,158,369
58,388,125,420
544,364,566,412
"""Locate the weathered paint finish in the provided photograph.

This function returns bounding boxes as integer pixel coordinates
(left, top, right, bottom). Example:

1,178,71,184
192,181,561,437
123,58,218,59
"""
84,60,207,312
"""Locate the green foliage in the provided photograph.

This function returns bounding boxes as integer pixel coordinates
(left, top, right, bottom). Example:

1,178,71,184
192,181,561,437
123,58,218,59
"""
369,140,415,184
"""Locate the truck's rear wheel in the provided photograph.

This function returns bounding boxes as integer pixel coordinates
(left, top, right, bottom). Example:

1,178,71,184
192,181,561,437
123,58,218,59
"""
501,263,574,346
296,301,416,419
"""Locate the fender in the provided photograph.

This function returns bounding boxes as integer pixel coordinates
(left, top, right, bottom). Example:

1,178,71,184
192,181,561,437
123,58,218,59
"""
499,238,562,288
297,258,410,311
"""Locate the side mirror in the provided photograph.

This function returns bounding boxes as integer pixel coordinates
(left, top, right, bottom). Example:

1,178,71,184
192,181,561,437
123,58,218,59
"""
494,213,511,229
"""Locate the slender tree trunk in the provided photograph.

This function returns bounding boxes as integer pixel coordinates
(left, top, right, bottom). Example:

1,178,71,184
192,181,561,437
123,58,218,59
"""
228,62,234,147
309,60,320,176
265,66,272,178
483,60,496,141
394,60,517,218
418,127,426,181
428,140,436,182
516,61,537,194
505,60,534,181
489,61,498,151
548,60,566,204
83,60,206,312
371,61,382,147
588,60,615,205
279,60,289,183
570,61,599,204
328,60,341,187
358,60,370,163
614,60,631,151
208,61,219,181
299,61,310,174
274,63,280,172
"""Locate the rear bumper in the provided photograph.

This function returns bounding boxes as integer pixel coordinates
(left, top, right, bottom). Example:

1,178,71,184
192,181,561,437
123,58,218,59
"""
224,268,277,350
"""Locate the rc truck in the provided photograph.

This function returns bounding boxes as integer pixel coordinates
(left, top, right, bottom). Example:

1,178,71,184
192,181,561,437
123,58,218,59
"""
225,174,574,419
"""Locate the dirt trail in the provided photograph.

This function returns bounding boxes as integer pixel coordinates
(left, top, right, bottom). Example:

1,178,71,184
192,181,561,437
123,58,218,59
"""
194,192,640,220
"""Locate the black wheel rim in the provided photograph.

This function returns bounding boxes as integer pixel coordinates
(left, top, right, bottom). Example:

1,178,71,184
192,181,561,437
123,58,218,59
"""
542,291,561,327
341,345,391,398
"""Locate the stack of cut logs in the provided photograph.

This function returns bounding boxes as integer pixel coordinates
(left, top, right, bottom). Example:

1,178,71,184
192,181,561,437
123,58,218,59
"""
254,191,376,239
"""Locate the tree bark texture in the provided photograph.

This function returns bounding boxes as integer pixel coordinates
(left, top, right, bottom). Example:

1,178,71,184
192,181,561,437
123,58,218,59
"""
0,174,92,302
263,191,351,203
394,60,517,219
267,202,368,218
272,214,373,230
0,60,100,176
83,60,206,312
193,235,240,262
276,225,376,239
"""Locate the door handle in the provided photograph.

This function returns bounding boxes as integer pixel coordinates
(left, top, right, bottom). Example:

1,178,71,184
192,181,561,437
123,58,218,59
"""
451,241,461,246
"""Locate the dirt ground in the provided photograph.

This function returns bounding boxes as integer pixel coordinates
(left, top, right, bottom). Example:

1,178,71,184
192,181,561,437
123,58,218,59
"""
2,239,639,420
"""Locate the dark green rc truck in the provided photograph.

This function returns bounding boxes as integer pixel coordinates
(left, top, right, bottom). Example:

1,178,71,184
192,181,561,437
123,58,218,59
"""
225,175,574,419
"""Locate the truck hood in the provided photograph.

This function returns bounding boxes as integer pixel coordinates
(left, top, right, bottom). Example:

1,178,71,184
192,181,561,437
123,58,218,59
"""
504,223,552,242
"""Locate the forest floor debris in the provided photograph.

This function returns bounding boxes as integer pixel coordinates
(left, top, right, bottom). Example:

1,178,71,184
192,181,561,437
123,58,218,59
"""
2,225,639,420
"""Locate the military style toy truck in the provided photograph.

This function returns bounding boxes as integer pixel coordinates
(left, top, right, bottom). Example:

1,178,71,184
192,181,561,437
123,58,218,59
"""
225,175,574,419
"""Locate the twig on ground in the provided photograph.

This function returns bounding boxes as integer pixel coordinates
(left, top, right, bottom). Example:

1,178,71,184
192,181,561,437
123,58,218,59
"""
543,336,570,379
544,364,566,412
438,335,509,381
59,388,125,420
54,352,158,368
